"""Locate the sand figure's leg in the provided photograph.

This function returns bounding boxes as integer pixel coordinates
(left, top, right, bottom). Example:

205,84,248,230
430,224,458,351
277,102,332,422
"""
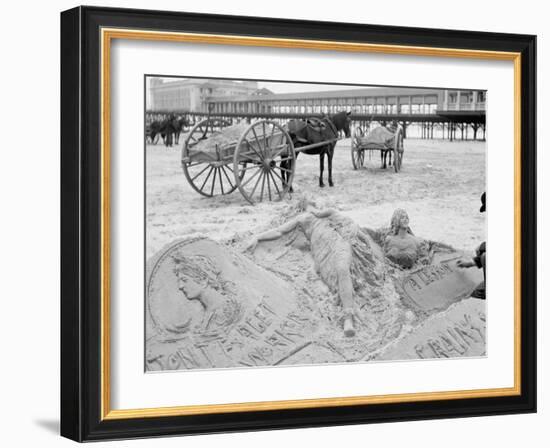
335,256,356,337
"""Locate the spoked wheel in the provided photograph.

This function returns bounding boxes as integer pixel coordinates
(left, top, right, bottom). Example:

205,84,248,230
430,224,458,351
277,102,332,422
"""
351,127,365,170
233,120,295,204
393,127,404,173
182,161,243,197
181,118,236,197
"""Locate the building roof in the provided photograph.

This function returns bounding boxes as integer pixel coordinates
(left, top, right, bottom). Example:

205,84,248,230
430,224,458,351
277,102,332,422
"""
150,78,259,92
206,87,444,103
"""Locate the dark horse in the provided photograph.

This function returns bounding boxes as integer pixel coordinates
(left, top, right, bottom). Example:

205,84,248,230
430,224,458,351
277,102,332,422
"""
283,111,351,189
173,116,188,145
160,114,184,148
148,120,163,144
381,121,400,169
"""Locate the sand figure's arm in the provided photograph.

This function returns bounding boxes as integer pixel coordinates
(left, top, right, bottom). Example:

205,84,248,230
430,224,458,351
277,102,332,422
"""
245,216,304,252
457,243,485,269
312,208,336,219
257,219,302,242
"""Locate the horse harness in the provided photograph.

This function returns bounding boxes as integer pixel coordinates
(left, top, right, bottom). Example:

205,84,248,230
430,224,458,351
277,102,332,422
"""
287,116,339,145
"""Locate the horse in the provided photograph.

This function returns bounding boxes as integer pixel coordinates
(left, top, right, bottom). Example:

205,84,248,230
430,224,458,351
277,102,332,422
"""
176,117,189,145
380,121,400,169
283,111,351,189
160,114,180,148
381,145,393,169
147,120,163,144
173,116,189,145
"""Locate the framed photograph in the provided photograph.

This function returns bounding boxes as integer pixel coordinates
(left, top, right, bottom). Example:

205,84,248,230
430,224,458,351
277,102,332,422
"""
60,6,536,442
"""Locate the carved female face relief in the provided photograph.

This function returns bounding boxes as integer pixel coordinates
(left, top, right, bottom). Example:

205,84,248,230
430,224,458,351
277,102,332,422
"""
177,276,203,301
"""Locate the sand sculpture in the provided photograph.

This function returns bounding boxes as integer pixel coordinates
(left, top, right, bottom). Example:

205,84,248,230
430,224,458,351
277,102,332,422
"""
247,198,384,337
383,208,423,268
145,206,485,371
145,237,315,371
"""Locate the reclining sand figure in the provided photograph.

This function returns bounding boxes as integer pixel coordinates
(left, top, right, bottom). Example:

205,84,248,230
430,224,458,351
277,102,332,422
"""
247,198,383,338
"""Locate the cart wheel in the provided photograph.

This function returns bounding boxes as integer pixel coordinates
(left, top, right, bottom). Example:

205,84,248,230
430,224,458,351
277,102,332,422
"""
233,120,295,204
182,118,236,197
393,127,404,173
351,127,365,169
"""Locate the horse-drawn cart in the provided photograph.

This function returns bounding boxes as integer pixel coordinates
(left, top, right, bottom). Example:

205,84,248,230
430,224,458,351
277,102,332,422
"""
181,117,341,204
351,124,404,172
181,118,297,204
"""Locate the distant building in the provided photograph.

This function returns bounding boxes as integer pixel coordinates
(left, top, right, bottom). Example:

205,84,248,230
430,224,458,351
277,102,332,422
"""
148,78,485,121
206,87,486,116
148,78,269,112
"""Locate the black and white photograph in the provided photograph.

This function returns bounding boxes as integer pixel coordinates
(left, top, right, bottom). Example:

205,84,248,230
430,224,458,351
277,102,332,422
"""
144,76,487,372
0,0,542,444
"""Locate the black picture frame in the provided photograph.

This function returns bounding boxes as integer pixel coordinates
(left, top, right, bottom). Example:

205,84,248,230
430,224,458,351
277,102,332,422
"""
61,5,536,442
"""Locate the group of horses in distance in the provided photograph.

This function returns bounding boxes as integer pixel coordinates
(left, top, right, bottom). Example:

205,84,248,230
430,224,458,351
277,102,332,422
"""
147,114,189,147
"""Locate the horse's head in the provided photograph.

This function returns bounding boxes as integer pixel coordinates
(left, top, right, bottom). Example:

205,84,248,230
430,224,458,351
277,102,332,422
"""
331,111,352,138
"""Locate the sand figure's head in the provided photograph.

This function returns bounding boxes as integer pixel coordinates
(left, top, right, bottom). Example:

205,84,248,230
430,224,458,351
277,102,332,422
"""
390,209,410,235
295,194,318,213
172,254,221,306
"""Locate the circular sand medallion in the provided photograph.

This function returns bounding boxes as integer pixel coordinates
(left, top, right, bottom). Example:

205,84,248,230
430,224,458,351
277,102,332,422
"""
145,237,319,371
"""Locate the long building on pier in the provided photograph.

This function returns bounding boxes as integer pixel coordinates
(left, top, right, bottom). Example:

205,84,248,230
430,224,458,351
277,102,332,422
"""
206,87,486,117
149,78,486,117
148,78,486,140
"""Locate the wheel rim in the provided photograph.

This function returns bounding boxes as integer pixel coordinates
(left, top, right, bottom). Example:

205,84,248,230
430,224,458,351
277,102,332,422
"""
234,120,295,204
182,118,235,196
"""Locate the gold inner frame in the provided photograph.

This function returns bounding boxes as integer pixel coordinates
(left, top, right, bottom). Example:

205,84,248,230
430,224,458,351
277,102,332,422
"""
100,27,522,420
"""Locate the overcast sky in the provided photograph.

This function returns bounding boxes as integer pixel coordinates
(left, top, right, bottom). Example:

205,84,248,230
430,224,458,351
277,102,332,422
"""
258,81,375,94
